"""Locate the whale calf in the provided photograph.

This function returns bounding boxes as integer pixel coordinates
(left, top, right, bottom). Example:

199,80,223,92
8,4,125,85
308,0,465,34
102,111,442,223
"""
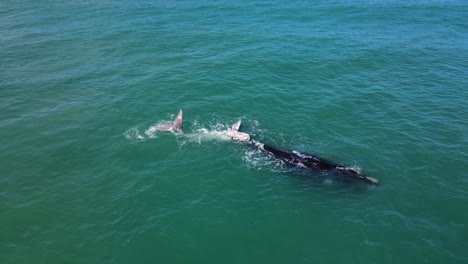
154,110,183,131
225,120,250,141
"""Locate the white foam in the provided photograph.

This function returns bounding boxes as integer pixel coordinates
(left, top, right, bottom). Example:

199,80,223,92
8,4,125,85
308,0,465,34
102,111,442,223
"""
124,127,148,141
242,147,285,172
184,126,232,144
144,127,155,138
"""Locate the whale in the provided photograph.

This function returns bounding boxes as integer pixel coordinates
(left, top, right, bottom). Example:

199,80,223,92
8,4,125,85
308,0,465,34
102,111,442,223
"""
152,112,378,185
154,110,183,131
251,141,378,185
225,120,250,141
229,120,378,185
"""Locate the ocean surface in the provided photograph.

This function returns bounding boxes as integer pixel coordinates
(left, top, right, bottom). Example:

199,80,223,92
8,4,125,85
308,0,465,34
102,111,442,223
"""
1,0,467,263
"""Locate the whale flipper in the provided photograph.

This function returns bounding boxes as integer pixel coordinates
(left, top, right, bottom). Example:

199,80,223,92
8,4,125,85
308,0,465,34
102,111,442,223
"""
155,110,183,131
231,120,241,132
226,120,250,141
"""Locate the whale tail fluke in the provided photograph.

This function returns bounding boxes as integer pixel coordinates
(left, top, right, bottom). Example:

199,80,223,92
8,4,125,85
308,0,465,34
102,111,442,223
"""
155,110,183,131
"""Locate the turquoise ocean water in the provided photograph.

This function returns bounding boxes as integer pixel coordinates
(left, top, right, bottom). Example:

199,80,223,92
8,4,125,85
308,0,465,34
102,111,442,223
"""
1,0,467,263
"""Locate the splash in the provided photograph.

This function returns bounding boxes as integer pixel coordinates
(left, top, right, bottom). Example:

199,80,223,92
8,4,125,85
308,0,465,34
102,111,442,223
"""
123,127,147,142
145,122,169,138
242,145,286,173
183,125,233,144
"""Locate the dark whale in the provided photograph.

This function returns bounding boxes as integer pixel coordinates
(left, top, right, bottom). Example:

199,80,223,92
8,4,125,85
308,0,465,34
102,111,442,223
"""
251,141,378,185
